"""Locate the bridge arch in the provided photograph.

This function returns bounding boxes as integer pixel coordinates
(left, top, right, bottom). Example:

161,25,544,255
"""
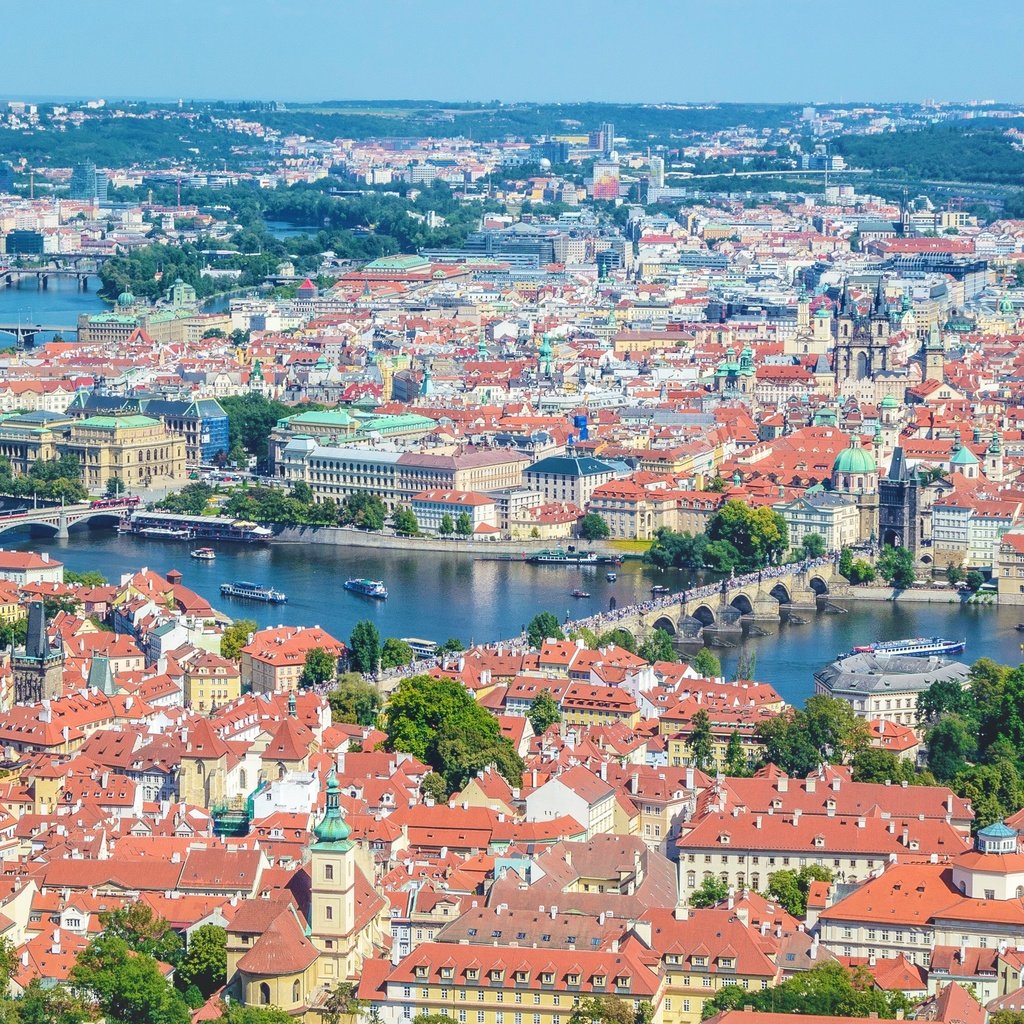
769,582,792,604
651,615,676,636
808,575,830,596
691,604,716,627
729,593,754,616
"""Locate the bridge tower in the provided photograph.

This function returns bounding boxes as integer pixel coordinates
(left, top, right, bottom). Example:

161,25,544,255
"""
12,601,64,705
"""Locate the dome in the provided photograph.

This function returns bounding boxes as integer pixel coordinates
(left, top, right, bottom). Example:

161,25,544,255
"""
116,290,135,307
313,772,352,846
814,306,831,319
833,440,877,476
950,443,979,467
880,394,898,409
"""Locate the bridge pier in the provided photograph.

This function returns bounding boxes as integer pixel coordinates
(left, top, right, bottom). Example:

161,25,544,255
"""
748,596,782,622
787,587,820,612
55,512,69,540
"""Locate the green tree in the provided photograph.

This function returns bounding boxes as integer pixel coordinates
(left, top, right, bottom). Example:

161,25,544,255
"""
725,730,750,776
105,476,126,497
438,637,465,656
289,479,314,504
847,558,877,584
98,903,182,964
645,528,708,570
965,569,985,592
917,676,974,727
877,545,915,588
755,697,867,776
765,865,833,917
321,982,364,1024
328,673,381,725
639,628,676,664
384,674,524,793
839,547,854,579
421,772,449,804
17,980,93,1024
568,996,637,1024
801,532,826,558
157,482,214,515
71,934,190,1024
340,492,386,531
946,564,965,585
851,748,934,786
528,691,561,736
0,618,26,652
689,875,729,908
221,619,257,660
926,715,977,782
64,570,108,587
455,511,473,536
381,637,415,669
438,512,454,535
596,627,637,653
692,647,722,678
687,709,715,772
226,1006,296,1024
176,924,226,998
955,758,1024,829
349,620,382,674
579,513,610,540
300,646,337,687
707,499,789,570
391,505,419,535
527,611,564,649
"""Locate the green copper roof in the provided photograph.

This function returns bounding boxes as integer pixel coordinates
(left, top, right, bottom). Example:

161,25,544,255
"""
313,771,352,848
950,443,979,466
78,415,161,430
833,441,876,475
880,394,898,408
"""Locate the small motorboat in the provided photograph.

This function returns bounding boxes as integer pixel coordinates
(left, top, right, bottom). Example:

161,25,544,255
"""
190,547,216,561
571,589,591,599
1016,624,1024,632
606,572,617,582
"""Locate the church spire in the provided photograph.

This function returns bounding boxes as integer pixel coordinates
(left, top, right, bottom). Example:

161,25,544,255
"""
313,771,352,849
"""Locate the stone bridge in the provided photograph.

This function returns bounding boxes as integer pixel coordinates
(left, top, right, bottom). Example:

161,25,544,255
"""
0,503,129,540
569,560,849,643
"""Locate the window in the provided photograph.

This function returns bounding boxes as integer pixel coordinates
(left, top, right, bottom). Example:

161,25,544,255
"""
703,977,713,988
292,980,301,1003
259,983,271,1005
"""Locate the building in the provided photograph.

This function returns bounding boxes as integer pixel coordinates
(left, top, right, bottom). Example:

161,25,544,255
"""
183,651,242,712
69,161,108,203
813,653,970,726
62,415,187,492
775,491,860,554
12,601,64,705
879,447,921,555
240,626,346,694
525,454,617,506
409,490,498,535
0,551,62,585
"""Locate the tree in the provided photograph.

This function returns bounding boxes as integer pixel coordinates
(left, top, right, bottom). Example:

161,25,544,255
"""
754,697,867,777
852,748,934,786
839,547,854,579
0,618,26,652
300,646,337,687
328,673,381,725
226,1006,295,1024
71,934,190,1024
765,865,833,917
955,758,1024,829
340,492,386,531
528,691,561,736
438,637,464,656
391,505,419,535
579,513,610,540
438,512,454,535
221,619,257,660
596,627,637,653
639,628,676,664
384,674,524,794
801,532,826,558
105,476,126,497
707,500,789,570
692,647,722,678
917,677,974,727
349,619,382,674
645,528,708,570
381,637,415,669
527,611,563,649
568,996,637,1024
98,903,182,964
321,982,364,1024
687,709,715,772
157,482,214,515
926,715,977,782
946,564,965,585
689,875,729,908
64,569,108,587
176,924,226,998
725,730,749,776
877,545,916,588
455,511,473,536
289,479,313,504
965,569,985,592
17,980,93,1024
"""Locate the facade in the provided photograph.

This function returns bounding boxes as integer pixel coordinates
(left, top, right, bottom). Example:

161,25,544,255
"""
410,490,498,534
0,551,63,585
878,447,920,554
183,651,242,712
240,626,346,694
775,492,860,554
62,415,187,491
525,454,617,506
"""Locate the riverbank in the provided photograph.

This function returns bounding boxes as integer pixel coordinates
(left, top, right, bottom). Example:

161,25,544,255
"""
271,524,621,556
838,585,967,604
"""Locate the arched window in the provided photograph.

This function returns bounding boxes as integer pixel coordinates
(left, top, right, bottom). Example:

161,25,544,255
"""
259,983,271,1005
240,770,247,791
292,980,301,1003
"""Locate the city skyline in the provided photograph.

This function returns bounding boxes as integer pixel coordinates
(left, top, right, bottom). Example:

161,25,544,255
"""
3,0,1024,105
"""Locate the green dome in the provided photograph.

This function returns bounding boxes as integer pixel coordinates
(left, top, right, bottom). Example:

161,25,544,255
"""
117,290,135,307
879,394,898,409
814,306,831,319
950,443,979,467
833,442,877,475
313,772,352,846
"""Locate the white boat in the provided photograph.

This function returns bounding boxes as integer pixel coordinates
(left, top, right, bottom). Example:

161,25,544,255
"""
220,580,287,603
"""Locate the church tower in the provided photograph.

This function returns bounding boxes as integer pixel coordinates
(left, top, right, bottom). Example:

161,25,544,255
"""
12,601,63,705
986,433,1005,482
835,279,891,387
922,323,946,382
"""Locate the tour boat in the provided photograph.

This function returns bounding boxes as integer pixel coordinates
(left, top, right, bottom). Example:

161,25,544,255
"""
651,584,671,595
344,578,388,599
220,580,287,603
137,526,192,540
848,636,966,658
606,571,617,582
526,548,599,566
190,547,216,561
571,589,591,599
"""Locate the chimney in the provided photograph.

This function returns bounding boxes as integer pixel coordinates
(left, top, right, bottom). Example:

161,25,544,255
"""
754,815,762,830
792,809,801,826
686,767,694,790
550,905,558,918
901,827,910,846
599,762,607,782
947,794,954,813
832,776,841,791
631,773,639,794
806,777,816,793
736,907,749,926
857,817,865,829
51,928,61,955
777,775,788,793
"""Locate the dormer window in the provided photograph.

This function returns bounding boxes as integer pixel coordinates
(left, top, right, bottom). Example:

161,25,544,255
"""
593,975,606,987
441,967,454,980
615,975,631,989
719,833,730,845
567,973,581,986
414,965,429,979
814,835,825,848
515,971,529,984
490,969,504,982
541,972,554,984
466,969,479,981
692,956,707,967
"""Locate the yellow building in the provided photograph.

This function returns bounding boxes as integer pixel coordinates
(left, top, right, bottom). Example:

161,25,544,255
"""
183,651,241,712
62,415,187,492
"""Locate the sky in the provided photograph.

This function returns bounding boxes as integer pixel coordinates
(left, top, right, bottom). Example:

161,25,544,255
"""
2,0,1023,105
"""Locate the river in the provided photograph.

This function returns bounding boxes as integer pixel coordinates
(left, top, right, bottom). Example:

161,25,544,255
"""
0,275,105,345
4,529,1022,705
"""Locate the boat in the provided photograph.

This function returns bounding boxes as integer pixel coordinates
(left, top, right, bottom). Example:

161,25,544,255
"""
190,547,216,561
848,636,966,658
344,578,388,599
1016,624,1024,632
137,526,193,540
606,572,617,582
526,548,599,566
651,584,671,595
220,580,287,603
401,637,437,659
571,589,591,599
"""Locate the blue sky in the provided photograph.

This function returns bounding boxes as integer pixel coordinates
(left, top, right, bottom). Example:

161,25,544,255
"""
2,0,1021,104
